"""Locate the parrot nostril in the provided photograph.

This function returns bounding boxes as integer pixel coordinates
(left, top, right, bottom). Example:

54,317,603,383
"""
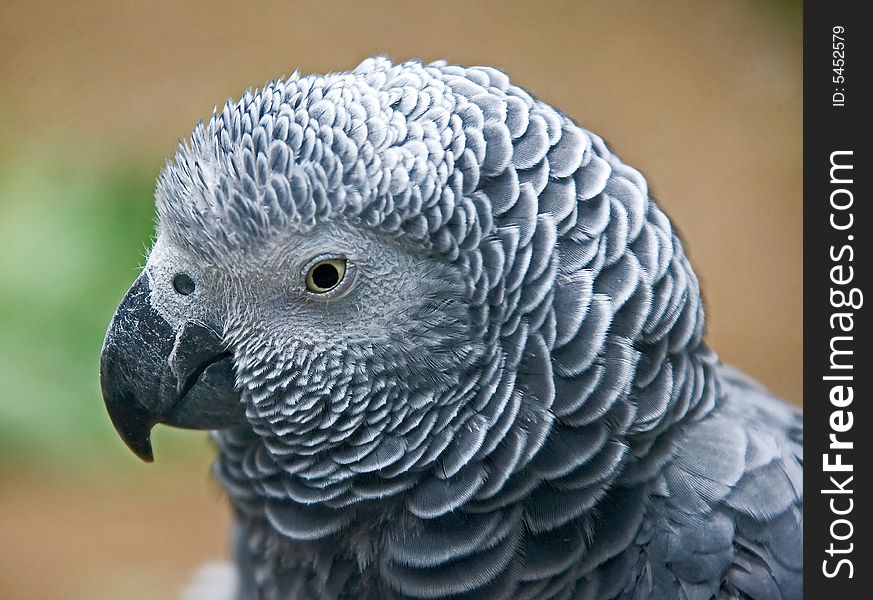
172,273,196,295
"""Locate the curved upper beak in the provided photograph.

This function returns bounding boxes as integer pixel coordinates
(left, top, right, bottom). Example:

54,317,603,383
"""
99,272,245,462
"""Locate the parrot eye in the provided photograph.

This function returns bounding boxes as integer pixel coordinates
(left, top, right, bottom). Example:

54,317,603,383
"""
304,257,348,294
172,273,196,295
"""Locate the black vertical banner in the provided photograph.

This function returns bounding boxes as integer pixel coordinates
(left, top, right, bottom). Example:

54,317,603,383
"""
805,2,871,597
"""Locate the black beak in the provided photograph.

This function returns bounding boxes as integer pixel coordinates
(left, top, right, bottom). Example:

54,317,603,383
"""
99,272,245,462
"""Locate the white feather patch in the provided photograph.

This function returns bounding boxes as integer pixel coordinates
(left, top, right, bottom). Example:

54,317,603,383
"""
181,562,239,600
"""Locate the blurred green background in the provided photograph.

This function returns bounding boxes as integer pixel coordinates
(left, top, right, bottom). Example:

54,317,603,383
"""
1,1,800,598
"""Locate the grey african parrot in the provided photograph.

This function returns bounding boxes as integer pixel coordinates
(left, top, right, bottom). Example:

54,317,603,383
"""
100,57,803,599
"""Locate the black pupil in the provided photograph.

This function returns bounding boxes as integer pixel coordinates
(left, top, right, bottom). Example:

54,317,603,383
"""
173,273,196,295
312,263,340,290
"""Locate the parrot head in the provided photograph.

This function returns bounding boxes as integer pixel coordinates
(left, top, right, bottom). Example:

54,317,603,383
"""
101,57,705,491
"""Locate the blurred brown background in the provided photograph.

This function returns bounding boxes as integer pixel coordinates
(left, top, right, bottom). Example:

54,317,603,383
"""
0,1,800,598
